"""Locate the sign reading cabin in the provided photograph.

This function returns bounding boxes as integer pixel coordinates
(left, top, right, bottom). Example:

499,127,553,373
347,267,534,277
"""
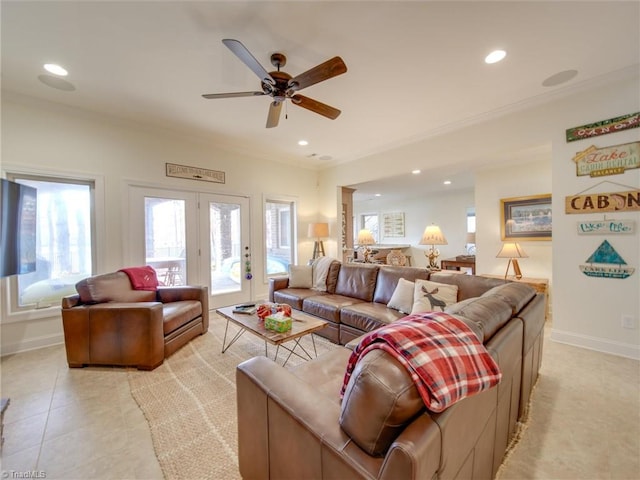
565,190,640,214
572,142,639,178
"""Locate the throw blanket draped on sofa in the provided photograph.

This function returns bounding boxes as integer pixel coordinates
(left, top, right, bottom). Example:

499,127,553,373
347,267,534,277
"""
119,266,159,291
340,312,502,412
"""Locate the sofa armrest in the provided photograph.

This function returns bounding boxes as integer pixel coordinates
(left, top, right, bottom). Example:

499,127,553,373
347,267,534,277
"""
268,276,290,302
157,285,209,331
237,356,380,480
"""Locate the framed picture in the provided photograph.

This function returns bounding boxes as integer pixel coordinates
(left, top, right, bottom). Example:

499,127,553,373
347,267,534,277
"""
501,194,552,241
382,212,405,237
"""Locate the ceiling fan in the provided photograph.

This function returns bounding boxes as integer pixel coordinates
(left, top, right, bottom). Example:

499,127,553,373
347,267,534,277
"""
202,39,347,128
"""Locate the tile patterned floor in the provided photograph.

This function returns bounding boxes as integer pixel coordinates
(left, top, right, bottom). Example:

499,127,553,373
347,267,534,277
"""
1,327,638,479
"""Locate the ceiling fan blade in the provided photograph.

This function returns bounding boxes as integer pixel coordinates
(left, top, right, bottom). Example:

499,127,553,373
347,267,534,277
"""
291,94,341,120
266,101,282,128
222,39,275,86
202,91,265,99
288,56,347,92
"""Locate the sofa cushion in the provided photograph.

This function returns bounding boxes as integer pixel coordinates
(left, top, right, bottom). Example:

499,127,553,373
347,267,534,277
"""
334,264,379,302
303,294,364,323
386,278,415,314
340,302,405,333
76,271,157,304
288,265,313,288
411,279,458,314
163,300,203,335
445,295,513,342
339,349,424,456
372,266,430,304
482,282,536,314
429,272,507,301
273,288,324,311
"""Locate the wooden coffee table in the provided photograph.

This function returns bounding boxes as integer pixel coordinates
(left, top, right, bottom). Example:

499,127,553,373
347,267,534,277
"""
216,305,328,366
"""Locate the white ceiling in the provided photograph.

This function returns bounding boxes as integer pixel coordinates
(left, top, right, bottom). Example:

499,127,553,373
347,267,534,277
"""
2,1,639,199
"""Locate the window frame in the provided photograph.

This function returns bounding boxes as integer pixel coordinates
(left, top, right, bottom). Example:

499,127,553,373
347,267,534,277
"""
1,167,104,322
263,194,297,282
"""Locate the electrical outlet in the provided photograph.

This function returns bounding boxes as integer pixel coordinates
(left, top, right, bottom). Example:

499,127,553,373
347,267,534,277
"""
621,315,636,329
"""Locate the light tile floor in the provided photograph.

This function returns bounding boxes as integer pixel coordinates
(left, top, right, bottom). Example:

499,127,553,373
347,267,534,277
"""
1,327,639,479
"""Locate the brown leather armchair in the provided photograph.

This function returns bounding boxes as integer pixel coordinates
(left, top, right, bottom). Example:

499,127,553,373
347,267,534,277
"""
61,271,209,370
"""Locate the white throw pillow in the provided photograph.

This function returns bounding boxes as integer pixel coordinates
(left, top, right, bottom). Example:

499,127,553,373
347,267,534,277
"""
387,278,415,314
288,265,313,288
411,279,459,314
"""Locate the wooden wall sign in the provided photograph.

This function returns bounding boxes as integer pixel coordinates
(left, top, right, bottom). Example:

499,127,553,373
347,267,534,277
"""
577,219,635,235
580,240,635,279
572,142,639,177
166,163,225,183
565,189,640,214
566,112,640,142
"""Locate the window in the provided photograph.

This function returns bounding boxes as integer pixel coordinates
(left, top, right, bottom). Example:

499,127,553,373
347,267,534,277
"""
8,175,94,310
264,198,295,277
361,213,379,243
466,208,476,255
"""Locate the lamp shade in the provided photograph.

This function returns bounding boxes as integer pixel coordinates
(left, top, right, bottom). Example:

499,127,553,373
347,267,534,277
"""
357,229,375,245
496,242,528,259
419,225,448,245
308,222,329,238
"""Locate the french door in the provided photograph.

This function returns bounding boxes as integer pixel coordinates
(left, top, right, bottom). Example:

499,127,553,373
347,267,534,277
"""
127,186,252,308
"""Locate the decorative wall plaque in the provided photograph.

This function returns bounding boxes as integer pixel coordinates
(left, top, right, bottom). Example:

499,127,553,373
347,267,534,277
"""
577,219,635,235
580,240,635,279
166,163,225,183
382,212,405,237
566,112,640,142
565,189,640,214
572,142,639,177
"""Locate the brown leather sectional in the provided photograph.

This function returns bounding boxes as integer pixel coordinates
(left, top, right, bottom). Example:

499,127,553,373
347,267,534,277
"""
239,263,546,479
61,271,209,370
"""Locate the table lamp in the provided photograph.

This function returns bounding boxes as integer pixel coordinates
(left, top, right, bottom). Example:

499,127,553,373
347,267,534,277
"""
357,229,375,263
496,242,528,279
308,222,329,259
419,224,448,269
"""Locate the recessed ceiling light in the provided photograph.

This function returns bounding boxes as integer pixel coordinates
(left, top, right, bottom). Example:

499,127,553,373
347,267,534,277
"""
412,169,421,175
443,180,452,185
298,140,308,146
43,63,68,76
375,193,382,197
485,50,506,64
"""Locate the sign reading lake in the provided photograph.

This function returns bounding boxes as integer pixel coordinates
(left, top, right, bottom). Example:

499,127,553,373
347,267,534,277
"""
572,142,639,177
580,240,635,279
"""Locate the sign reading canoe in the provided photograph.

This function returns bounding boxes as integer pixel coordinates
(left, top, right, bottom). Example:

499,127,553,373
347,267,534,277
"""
572,142,639,177
565,189,640,214
566,112,640,142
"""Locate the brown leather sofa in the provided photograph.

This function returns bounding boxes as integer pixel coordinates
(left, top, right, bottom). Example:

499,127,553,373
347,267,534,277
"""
61,271,209,370
240,264,546,479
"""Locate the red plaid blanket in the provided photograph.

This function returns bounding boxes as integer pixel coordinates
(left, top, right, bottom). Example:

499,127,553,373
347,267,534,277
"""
340,312,502,413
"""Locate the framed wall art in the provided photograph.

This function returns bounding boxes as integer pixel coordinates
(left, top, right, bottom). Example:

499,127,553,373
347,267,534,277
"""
382,212,405,237
501,194,552,241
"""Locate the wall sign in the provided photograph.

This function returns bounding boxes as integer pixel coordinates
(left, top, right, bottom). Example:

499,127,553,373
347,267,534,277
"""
572,142,639,177
382,212,405,237
577,219,635,235
566,112,640,142
580,240,635,279
565,189,640,214
166,163,225,183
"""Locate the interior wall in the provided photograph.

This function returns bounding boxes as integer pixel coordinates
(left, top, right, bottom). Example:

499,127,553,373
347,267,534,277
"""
475,157,552,281
353,188,475,268
0,93,320,354
320,70,639,359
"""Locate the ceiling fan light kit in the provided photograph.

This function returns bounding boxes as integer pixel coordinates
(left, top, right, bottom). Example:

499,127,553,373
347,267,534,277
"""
202,39,347,128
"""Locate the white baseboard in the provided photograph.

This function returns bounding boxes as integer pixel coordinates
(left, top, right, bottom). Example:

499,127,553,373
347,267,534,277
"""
0,333,64,357
551,329,640,360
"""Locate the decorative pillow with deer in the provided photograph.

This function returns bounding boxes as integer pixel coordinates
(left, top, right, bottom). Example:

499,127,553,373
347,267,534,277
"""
411,279,459,314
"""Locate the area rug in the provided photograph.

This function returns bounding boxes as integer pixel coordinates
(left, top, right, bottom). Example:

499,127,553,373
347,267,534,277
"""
127,315,340,480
